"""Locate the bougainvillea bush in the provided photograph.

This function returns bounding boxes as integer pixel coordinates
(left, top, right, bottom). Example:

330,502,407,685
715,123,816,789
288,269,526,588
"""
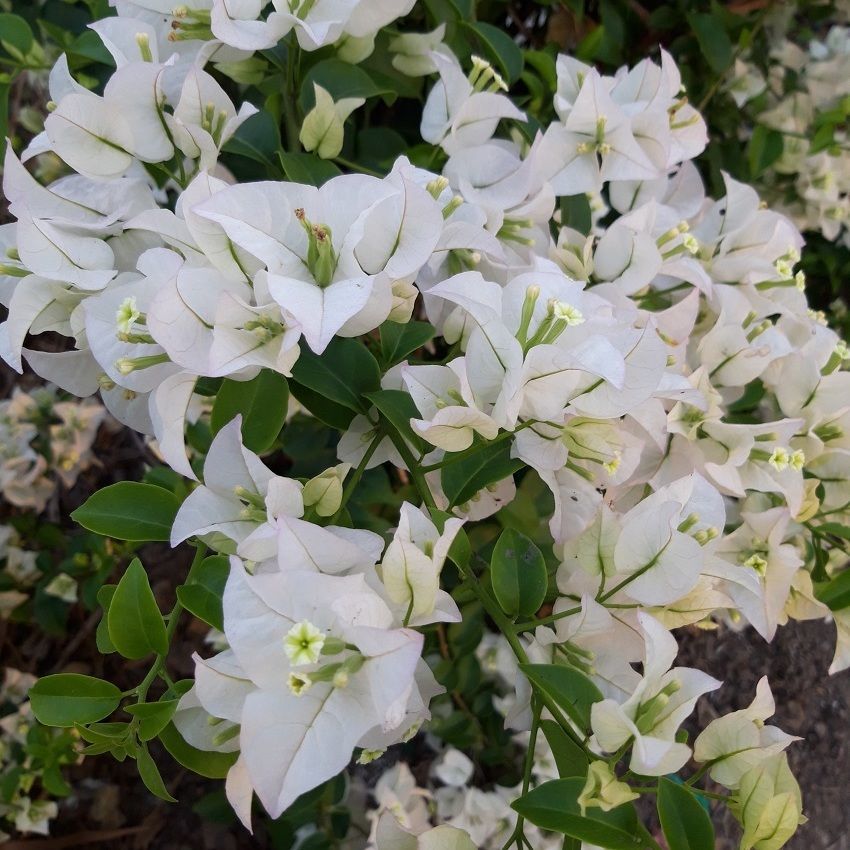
3,0,850,847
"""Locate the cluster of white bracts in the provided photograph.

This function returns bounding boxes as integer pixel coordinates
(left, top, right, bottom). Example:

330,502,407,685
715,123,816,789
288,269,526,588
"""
1,2,846,844
731,16,850,243
0,387,104,512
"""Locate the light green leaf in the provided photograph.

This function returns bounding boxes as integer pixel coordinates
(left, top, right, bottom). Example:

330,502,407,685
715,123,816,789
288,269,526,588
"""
657,777,714,850
29,674,121,728
108,558,168,660
71,482,180,542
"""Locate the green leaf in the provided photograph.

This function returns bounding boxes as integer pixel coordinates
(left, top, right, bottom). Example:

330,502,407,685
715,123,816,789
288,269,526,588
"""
0,14,34,55
176,555,229,631
291,338,381,414
379,320,435,368
137,743,177,803
29,674,121,728
512,779,645,849
108,558,168,660
491,528,547,618
278,151,343,186
288,382,355,430
688,12,733,73
159,722,238,779
462,22,524,84
71,482,180,542
364,389,424,453
126,699,179,742
95,584,117,654
540,719,589,779
300,58,392,108
560,193,592,235
440,440,524,509
222,109,282,168
748,124,783,177
210,369,289,453
519,663,604,731
816,567,850,611
657,778,714,850
818,522,850,541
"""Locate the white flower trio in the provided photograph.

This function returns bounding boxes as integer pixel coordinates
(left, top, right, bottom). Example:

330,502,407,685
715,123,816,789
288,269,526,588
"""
2,1,850,847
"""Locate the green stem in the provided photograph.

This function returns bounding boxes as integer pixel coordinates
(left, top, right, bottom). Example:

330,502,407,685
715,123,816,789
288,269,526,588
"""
420,422,534,474
330,431,383,524
514,605,582,633
384,426,438,511
458,556,589,753
282,38,302,153
502,699,542,850
333,156,383,177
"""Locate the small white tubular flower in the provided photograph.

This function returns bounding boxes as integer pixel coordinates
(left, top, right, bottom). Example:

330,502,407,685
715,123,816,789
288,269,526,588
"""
284,620,326,666
694,677,800,789
590,613,721,776
380,503,464,624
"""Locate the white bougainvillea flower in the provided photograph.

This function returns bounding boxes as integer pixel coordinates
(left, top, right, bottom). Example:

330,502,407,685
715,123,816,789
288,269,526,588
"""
186,561,425,824
374,811,477,850
730,754,805,850
609,474,725,606
171,416,303,548
421,51,525,154
193,162,442,352
380,502,463,623
694,676,800,789
590,612,721,775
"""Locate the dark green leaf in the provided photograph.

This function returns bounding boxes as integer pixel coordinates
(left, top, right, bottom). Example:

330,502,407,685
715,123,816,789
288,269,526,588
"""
95,584,117,654
71,482,180,542
440,440,524,508
491,528,547,617
291,338,381,414
301,59,392,108
519,663,604,731
137,743,177,803
0,14,34,55
177,555,229,631
688,13,733,73
816,567,850,611
748,125,783,177
540,719,589,779
379,320,435,367
364,389,424,453
210,370,289,453
159,722,238,779
818,522,850,541
657,777,714,850
29,674,121,728
463,22,524,83
512,779,644,849
222,109,282,168
108,558,168,659
126,699,179,742
278,151,343,186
